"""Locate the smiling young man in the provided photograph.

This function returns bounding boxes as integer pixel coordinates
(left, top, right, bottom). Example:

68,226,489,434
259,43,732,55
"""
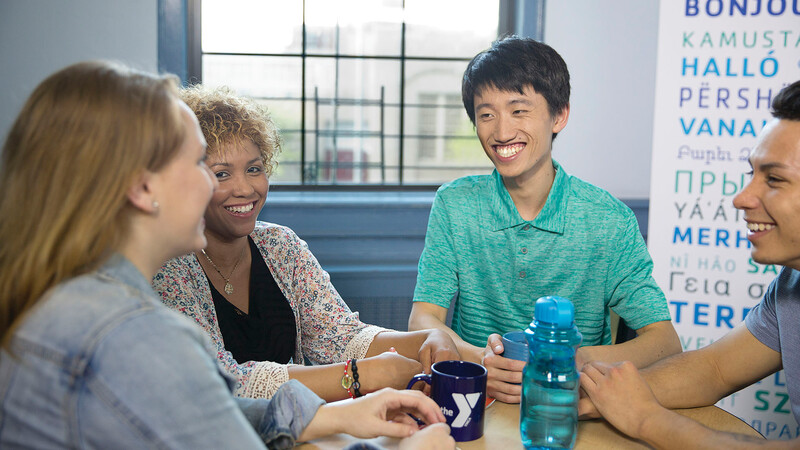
579,80,800,449
408,36,681,403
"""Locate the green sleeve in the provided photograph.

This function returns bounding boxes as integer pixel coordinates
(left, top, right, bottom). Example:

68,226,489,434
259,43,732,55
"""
606,210,672,330
413,191,459,308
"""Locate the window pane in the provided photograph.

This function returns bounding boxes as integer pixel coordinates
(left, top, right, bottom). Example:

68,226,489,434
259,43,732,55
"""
304,100,401,184
254,99,302,184
401,59,490,183
303,58,401,105
202,0,303,54
305,0,403,56
271,131,302,183
302,58,401,184
202,55,302,99
404,0,499,58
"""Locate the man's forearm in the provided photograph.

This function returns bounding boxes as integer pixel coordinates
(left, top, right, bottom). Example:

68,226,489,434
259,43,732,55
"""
367,330,428,359
638,407,783,449
641,349,734,409
642,324,780,410
577,320,681,368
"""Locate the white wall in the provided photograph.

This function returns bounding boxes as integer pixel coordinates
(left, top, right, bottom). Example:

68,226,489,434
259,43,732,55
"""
544,0,658,199
0,0,158,141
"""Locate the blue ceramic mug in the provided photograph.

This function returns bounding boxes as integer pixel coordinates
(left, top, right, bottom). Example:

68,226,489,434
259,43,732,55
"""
406,360,487,442
501,330,529,362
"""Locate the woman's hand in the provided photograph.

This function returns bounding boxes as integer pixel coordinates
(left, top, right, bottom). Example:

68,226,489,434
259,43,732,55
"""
399,423,456,450
362,351,424,392
418,329,461,373
299,388,449,442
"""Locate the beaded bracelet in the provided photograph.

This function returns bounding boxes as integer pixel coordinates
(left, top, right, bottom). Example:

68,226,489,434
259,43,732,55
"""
351,358,362,398
341,359,355,399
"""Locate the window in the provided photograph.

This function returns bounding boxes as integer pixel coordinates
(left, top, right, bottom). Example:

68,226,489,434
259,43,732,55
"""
194,0,499,185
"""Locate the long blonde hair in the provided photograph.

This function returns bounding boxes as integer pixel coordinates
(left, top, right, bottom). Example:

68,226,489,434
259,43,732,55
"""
0,61,186,345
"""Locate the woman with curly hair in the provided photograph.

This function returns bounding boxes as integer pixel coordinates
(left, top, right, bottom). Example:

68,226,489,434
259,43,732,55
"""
154,85,462,401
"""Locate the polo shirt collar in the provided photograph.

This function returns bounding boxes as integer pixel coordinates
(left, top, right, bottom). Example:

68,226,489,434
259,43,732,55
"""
484,159,569,234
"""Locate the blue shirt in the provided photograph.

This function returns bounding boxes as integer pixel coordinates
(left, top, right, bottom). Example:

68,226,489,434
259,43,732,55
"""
413,161,671,347
0,254,323,449
745,267,800,424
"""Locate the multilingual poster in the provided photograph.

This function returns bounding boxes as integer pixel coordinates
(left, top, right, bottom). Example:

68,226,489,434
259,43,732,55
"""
647,0,800,439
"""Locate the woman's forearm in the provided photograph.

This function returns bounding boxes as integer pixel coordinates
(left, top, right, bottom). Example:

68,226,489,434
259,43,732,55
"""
288,363,354,402
288,354,423,402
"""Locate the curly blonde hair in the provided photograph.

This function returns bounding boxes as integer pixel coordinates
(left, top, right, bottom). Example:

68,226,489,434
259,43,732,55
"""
179,85,281,176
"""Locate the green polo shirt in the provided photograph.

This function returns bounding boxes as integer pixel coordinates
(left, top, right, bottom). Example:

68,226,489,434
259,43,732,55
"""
413,160,670,348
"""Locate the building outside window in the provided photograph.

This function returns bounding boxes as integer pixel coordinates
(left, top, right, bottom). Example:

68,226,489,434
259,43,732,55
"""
197,0,499,185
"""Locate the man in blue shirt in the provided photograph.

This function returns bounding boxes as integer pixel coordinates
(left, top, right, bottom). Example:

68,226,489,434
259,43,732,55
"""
580,80,800,448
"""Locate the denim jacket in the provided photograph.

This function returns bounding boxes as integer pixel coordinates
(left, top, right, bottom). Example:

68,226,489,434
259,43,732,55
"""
0,254,324,449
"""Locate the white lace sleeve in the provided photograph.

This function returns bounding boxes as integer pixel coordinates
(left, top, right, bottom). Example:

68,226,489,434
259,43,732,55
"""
239,361,294,399
342,326,393,360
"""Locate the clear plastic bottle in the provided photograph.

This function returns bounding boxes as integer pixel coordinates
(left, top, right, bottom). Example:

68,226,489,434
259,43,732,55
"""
520,296,583,449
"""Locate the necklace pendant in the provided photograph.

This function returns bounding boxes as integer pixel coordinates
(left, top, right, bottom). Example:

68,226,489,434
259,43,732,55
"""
224,282,234,295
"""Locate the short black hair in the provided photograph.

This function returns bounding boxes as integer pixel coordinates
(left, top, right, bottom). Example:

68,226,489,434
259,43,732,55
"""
462,36,570,130
772,80,800,120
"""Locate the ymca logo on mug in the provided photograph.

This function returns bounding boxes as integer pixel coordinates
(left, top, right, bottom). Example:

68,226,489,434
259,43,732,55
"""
448,393,482,427
407,360,487,442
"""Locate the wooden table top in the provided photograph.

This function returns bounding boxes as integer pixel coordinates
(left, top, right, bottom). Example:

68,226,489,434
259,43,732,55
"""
297,400,763,449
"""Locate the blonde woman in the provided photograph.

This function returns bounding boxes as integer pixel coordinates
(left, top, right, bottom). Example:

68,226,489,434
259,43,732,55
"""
0,61,453,449
154,85,461,401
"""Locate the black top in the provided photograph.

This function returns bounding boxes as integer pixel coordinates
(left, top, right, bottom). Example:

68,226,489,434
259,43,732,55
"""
207,237,297,364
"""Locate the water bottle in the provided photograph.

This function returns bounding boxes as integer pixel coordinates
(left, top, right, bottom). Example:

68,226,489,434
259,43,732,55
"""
520,296,583,449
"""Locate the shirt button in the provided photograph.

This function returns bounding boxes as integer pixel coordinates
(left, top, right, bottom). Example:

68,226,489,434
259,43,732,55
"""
519,271,526,278
521,247,528,254
523,225,530,231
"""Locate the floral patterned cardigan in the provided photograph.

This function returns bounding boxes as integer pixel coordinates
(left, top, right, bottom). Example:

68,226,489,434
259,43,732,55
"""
153,222,387,399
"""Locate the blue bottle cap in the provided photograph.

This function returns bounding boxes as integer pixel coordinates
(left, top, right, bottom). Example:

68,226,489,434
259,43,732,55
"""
534,296,575,328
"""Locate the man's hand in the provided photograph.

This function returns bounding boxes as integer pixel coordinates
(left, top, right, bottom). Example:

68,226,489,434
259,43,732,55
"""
577,387,601,419
418,329,461,374
579,361,665,439
482,333,526,403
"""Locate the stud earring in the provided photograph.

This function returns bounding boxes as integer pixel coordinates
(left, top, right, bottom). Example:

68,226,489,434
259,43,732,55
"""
152,201,160,210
